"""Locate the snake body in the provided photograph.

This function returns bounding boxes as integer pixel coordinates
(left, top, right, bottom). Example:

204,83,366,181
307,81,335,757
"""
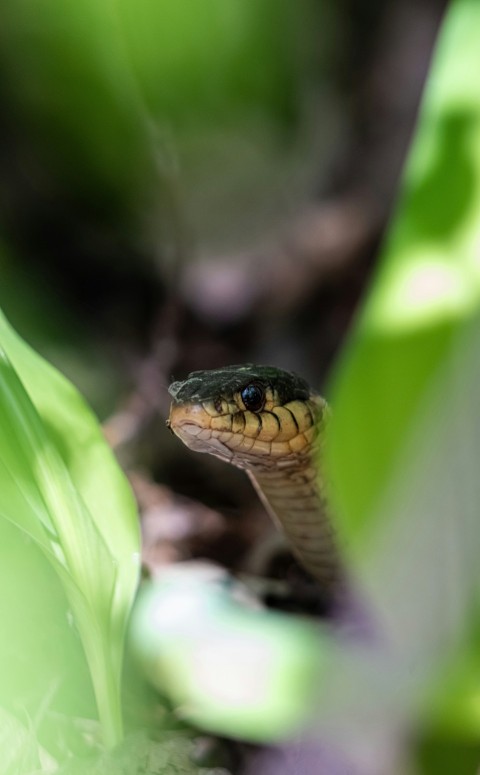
167,364,340,591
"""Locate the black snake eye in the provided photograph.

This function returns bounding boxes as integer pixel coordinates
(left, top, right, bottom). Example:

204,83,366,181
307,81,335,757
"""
241,383,265,412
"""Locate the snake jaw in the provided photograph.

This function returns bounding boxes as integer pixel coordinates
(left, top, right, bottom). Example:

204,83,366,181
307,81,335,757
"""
168,402,234,462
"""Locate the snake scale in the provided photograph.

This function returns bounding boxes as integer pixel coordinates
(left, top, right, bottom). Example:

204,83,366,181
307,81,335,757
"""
167,364,341,593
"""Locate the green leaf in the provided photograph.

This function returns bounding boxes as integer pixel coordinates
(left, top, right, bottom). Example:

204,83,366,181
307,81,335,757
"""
329,0,480,548
325,0,480,746
0,708,39,774
131,571,325,742
0,309,140,748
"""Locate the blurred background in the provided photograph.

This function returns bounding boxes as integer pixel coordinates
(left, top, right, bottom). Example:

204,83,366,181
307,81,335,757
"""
0,0,457,771
0,0,447,575
0,0,447,384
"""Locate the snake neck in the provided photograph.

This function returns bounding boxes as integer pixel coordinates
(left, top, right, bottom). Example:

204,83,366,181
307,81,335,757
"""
246,457,341,590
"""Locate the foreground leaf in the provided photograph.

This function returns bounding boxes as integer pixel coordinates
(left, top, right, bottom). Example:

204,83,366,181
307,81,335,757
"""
0,310,140,748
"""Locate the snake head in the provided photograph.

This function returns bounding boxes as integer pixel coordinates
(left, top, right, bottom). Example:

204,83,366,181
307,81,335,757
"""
167,364,327,470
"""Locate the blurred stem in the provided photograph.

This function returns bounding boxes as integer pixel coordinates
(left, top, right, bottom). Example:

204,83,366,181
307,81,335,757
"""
94,648,123,748
81,619,124,748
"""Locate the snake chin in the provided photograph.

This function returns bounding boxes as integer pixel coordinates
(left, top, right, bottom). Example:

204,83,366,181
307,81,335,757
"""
170,421,233,462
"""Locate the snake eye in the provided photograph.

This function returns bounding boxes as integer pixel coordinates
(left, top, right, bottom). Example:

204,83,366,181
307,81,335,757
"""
241,383,265,412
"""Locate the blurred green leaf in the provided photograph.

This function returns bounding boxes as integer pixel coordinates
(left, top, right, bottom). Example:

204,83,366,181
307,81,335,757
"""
325,0,480,750
131,570,326,742
0,309,140,749
329,0,480,546
0,0,327,258
114,0,304,126
0,0,154,206
0,707,43,774
0,0,313,201
416,735,480,775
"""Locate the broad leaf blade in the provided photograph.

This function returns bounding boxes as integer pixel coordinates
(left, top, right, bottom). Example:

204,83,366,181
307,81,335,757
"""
324,0,480,748
0,312,141,748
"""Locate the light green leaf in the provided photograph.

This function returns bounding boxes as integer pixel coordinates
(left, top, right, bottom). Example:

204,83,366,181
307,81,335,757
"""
0,310,140,747
0,706,48,775
131,571,325,742
325,0,480,746
329,0,480,548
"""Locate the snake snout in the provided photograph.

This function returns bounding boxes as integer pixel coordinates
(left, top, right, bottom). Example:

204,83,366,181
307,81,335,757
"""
168,402,208,441
168,401,233,461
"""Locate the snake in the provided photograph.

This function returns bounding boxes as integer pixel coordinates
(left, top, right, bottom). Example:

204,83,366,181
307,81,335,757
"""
167,364,341,593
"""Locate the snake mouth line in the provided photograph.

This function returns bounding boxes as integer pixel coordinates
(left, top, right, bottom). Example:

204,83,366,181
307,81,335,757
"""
168,403,234,460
